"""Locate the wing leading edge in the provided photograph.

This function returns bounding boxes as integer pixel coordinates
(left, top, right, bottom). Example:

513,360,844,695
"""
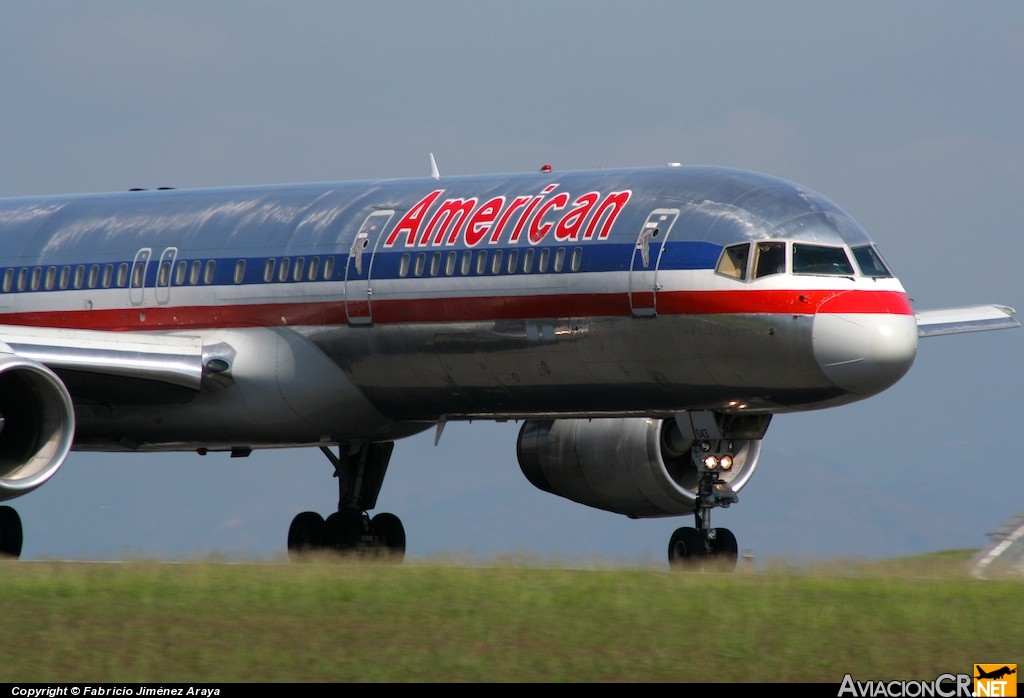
915,304,1019,338
0,325,204,389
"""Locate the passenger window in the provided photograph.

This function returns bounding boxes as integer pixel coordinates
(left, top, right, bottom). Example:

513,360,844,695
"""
553,248,565,272
277,258,290,282
538,248,550,273
131,261,145,287
523,248,534,273
507,249,519,274
792,244,854,276
17,268,27,292
429,252,441,276
234,259,246,284
753,242,786,279
119,263,130,287
174,261,186,286
399,253,410,278
475,251,487,275
491,250,503,275
2,269,11,293
103,264,114,288
88,265,99,289
156,262,169,287
59,266,71,290
716,243,750,280
73,266,84,289
460,251,472,275
45,267,57,291
570,247,582,272
204,260,216,284
445,251,457,276
413,252,425,277
308,256,320,281
292,257,305,282
190,261,201,285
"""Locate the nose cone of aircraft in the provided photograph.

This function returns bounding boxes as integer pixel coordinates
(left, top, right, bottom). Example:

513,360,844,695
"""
813,297,919,396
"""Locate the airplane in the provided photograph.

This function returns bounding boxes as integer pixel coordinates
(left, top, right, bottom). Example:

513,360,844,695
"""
0,160,1016,568
976,666,1017,681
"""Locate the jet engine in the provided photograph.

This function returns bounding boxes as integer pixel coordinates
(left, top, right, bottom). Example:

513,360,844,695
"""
0,355,75,501
517,415,767,518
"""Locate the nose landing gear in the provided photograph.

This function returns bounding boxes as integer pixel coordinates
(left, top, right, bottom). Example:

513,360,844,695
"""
667,442,740,571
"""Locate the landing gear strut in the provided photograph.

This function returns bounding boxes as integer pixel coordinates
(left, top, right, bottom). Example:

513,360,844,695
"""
667,442,740,571
287,442,405,561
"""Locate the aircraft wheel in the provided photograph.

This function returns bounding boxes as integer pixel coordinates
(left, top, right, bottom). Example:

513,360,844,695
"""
287,511,325,559
321,511,363,552
0,506,22,559
370,512,406,560
667,526,705,569
708,527,739,571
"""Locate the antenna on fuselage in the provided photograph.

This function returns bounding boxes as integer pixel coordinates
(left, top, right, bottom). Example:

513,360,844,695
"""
429,153,440,180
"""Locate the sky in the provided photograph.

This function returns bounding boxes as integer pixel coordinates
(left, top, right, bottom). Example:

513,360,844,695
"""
0,1,1021,567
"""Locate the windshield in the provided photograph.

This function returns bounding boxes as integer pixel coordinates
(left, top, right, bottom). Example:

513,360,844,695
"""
851,245,893,278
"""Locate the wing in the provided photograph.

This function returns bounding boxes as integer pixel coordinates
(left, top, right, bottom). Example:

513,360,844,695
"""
0,325,206,404
915,304,1019,338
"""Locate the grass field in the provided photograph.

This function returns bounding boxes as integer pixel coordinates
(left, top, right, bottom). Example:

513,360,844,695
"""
1,549,1019,683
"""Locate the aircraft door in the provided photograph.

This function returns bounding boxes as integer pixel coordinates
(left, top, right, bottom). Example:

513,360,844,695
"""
129,247,152,306
344,210,395,325
155,247,178,305
629,208,679,317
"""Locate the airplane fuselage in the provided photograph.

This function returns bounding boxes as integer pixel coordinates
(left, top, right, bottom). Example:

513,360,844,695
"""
0,165,918,451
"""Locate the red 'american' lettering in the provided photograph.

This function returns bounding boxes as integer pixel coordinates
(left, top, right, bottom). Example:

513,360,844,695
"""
382,184,632,249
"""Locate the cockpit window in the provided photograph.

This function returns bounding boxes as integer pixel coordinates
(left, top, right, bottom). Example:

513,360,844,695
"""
753,241,786,278
716,243,749,280
851,245,893,278
792,244,854,276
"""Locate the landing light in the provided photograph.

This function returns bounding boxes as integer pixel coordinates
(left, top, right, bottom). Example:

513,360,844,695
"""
701,453,735,471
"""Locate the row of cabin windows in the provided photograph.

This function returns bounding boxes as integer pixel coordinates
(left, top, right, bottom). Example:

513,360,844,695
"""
259,256,336,284
398,247,583,278
0,246,584,293
2,260,221,293
0,256,338,293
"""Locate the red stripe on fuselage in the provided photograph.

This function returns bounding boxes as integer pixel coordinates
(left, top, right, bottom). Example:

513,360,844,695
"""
0,289,912,331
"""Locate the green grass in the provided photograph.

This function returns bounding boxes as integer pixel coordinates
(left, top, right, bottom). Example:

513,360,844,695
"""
0,550,1019,683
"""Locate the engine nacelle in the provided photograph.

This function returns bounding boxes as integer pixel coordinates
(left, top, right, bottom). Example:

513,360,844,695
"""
517,415,765,518
0,355,75,501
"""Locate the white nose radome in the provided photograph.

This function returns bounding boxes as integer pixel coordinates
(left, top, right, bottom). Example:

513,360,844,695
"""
813,305,918,396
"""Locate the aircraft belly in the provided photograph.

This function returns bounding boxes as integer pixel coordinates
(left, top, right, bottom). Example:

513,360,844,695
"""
319,312,842,418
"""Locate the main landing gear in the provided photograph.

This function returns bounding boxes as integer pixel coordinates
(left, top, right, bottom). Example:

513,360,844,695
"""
287,442,406,561
667,445,740,571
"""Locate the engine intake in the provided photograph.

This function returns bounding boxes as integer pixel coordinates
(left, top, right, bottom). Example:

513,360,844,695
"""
517,415,764,518
0,355,75,501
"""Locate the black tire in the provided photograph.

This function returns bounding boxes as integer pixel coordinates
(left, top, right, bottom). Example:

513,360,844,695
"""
0,506,23,559
667,526,705,569
708,527,739,572
287,511,324,559
370,512,406,560
321,511,363,551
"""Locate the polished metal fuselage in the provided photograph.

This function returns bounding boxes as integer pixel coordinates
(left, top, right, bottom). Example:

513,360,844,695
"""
0,165,916,450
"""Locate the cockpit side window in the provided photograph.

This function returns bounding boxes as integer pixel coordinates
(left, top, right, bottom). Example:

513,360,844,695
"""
716,243,750,280
792,244,855,276
851,245,893,278
753,241,786,278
